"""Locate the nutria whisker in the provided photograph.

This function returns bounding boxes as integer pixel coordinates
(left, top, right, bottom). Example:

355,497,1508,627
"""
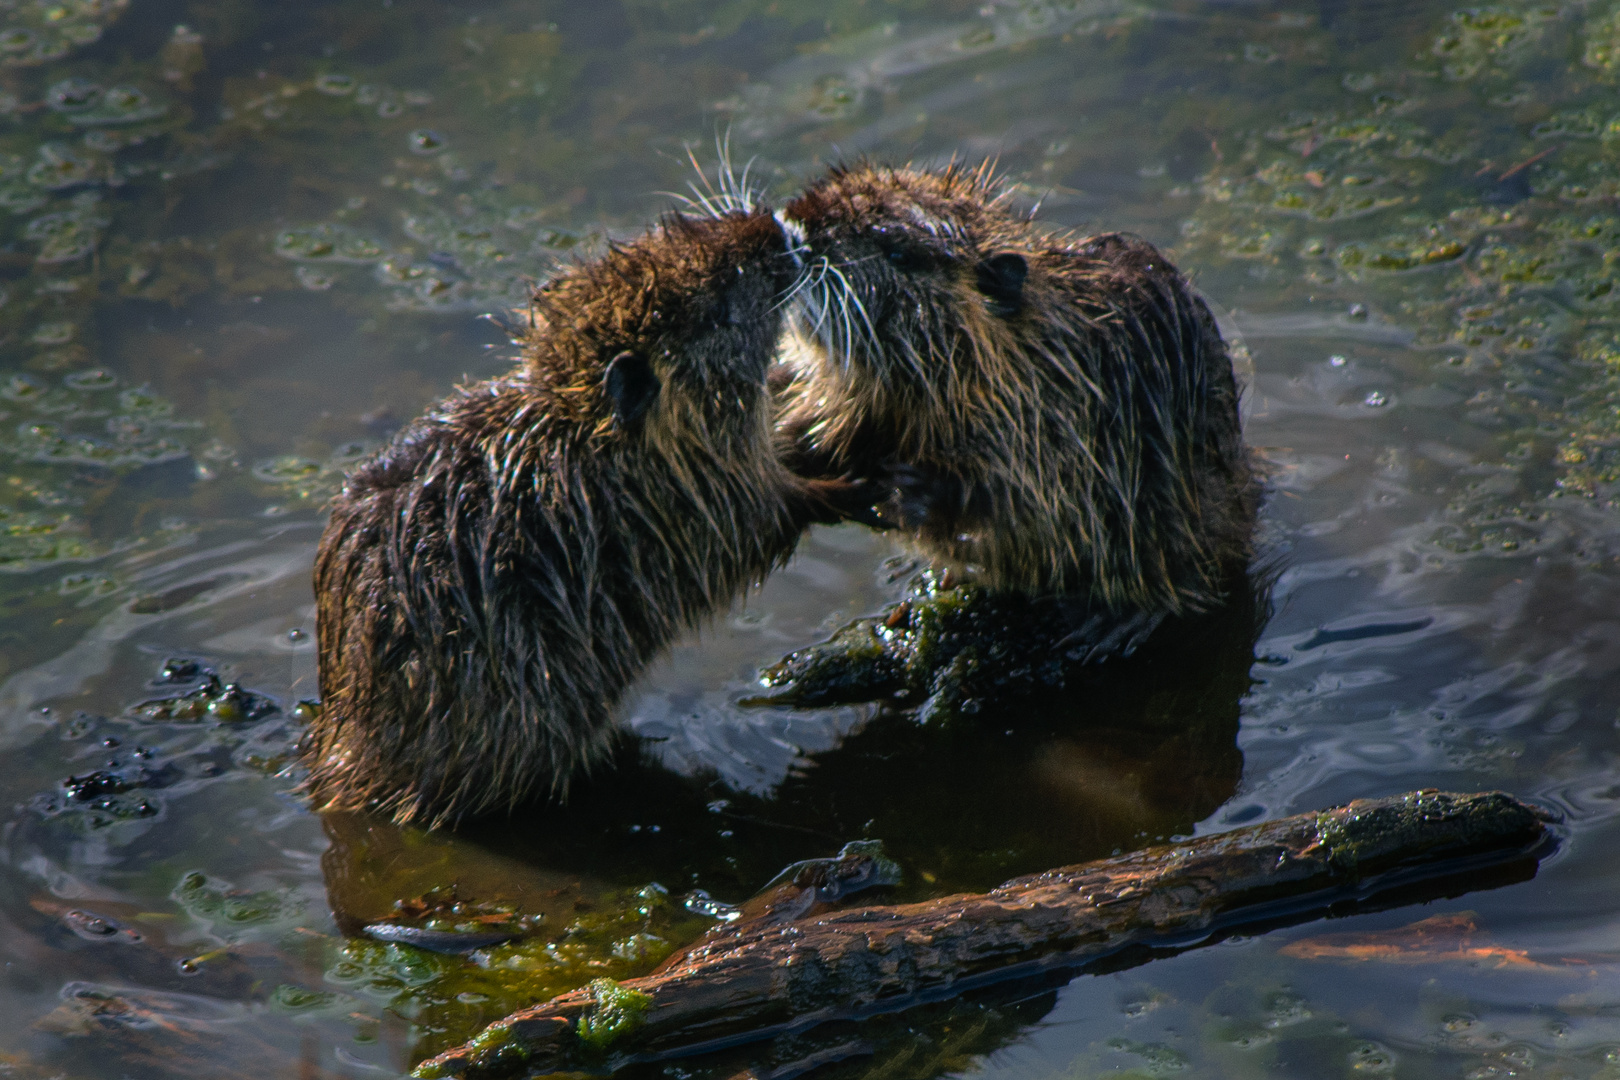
307,208,883,827
772,248,821,313
819,260,875,369
773,162,1256,631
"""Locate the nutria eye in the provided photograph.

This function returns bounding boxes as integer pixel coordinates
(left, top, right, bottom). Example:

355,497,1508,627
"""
603,349,660,428
975,252,1027,317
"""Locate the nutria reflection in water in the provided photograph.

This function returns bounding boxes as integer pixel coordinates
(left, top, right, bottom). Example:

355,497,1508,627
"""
314,575,1262,1065
306,209,880,829
771,162,1258,681
318,574,1263,919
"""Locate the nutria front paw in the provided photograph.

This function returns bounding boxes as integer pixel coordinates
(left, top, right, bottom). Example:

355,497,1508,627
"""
798,475,895,529
877,462,961,530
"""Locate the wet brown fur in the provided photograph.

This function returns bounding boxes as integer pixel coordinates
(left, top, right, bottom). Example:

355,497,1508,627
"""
775,162,1256,618
308,210,861,827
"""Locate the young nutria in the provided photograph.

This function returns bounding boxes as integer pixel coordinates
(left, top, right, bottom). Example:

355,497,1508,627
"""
308,209,873,828
773,162,1256,643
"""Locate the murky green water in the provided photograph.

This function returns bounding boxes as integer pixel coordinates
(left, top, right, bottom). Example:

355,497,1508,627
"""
3,0,1620,1076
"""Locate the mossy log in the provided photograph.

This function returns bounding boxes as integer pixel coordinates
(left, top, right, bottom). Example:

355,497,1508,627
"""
749,573,1268,722
415,790,1552,1079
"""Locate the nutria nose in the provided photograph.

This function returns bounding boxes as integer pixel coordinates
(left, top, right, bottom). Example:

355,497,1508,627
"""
774,210,808,272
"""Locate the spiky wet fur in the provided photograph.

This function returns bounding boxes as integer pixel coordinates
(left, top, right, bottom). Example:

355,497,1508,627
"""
776,162,1256,616
308,210,838,827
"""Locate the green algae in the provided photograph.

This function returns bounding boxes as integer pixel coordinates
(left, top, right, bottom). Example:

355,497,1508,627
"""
756,573,1130,719
0,0,130,69
1171,0,1620,554
0,1,1616,1077
575,977,655,1051
307,881,711,1062
172,870,307,941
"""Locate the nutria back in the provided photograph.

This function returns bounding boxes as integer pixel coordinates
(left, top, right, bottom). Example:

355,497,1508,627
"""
775,163,1255,619
308,209,854,827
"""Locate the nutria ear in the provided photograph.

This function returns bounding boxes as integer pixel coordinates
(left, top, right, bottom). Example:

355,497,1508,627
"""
603,350,660,427
975,252,1027,317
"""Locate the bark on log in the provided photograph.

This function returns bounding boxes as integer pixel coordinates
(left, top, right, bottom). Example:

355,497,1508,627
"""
414,790,1553,1079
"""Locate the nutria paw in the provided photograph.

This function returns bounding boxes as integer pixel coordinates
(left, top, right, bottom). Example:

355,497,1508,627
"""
797,473,896,530
875,461,962,531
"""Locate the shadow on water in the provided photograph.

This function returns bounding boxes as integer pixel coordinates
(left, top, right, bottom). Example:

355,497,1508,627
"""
306,575,1268,1066
328,575,1268,914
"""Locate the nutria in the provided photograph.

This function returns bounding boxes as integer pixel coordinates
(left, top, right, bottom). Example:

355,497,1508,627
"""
307,209,874,828
773,162,1256,642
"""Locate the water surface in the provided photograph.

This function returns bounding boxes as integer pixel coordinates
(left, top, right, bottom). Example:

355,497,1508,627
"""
2,0,1620,1077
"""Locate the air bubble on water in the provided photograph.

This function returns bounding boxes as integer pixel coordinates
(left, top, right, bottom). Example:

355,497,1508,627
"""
33,322,75,346
1349,1041,1396,1073
0,28,34,54
0,184,47,214
3,374,44,401
64,369,117,391
295,265,335,291
1264,990,1311,1028
253,457,322,484
329,441,373,465
70,85,166,126
314,73,356,96
408,129,447,155
46,76,102,112
28,143,99,189
26,204,108,263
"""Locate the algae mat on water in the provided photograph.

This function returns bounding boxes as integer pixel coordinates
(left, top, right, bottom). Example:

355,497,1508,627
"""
0,0,1619,1077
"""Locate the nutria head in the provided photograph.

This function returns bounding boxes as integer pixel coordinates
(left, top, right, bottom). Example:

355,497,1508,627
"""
776,163,1055,465
525,208,797,455
776,162,1253,612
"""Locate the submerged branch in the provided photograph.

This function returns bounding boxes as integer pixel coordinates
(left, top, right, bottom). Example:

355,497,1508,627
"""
416,789,1552,1079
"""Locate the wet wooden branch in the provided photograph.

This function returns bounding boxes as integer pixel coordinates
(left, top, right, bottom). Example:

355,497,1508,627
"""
415,790,1552,1079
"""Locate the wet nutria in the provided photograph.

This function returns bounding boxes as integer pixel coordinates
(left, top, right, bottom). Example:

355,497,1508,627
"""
773,162,1256,644
308,209,873,828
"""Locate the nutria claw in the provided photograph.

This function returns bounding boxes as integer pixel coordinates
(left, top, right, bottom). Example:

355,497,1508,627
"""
1054,609,1168,664
799,473,895,530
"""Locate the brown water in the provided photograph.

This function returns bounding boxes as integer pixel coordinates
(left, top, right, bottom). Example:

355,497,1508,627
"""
3,0,1620,1076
